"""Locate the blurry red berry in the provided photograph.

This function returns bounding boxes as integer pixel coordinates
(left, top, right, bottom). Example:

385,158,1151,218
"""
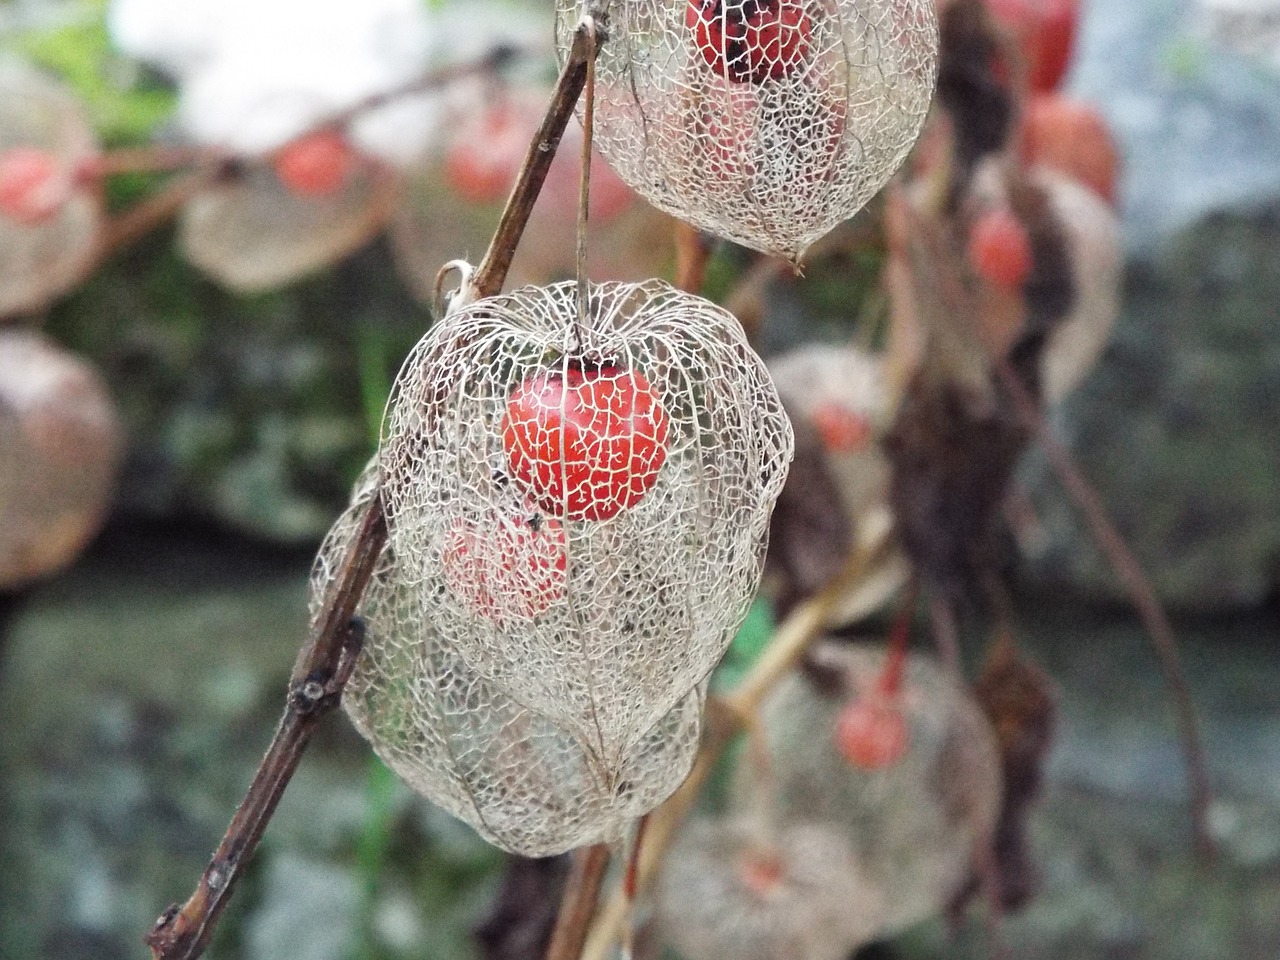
738,851,785,896
442,511,567,622
687,0,812,85
811,402,873,454
834,696,909,769
502,364,670,522
1021,93,1120,205
987,0,1079,93
273,131,357,198
968,208,1033,290
445,102,530,204
0,147,66,225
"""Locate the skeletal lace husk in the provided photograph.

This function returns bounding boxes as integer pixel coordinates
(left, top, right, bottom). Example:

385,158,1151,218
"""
554,0,938,260
313,278,793,854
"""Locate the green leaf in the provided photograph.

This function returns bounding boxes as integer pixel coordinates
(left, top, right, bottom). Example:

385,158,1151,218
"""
8,0,177,147
712,595,776,693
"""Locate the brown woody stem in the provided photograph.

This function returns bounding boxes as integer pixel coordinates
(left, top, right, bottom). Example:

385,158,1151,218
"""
544,844,612,960
473,22,601,299
146,23,607,960
996,362,1216,860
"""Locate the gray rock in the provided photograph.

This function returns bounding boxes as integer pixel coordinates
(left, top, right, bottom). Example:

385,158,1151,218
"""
1022,0,1280,609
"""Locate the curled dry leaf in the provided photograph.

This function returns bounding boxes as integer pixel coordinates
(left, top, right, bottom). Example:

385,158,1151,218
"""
934,0,1016,175
883,158,1083,599
473,854,571,960
959,639,1057,910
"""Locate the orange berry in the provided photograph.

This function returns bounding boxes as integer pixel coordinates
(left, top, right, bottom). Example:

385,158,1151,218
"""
0,147,66,225
503,364,670,523
968,207,1033,290
811,402,873,454
273,131,357,198
1022,93,1120,205
834,695,909,769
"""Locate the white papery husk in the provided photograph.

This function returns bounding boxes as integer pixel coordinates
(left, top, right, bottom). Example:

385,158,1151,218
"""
0,59,102,318
0,329,122,588
746,642,1002,936
178,163,401,293
654,817,887,960
312,464,703,856
378,279,793,772
554,0,938,260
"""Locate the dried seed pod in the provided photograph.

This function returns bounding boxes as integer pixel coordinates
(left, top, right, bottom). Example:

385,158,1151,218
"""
767,345,909,625
769,344,892,523
312,464,703,856
554,0,938,260
179,160,400,292
379,279,793,767
750,642,1002,935
0,329,122,588
654,818,886,960
0,60,102,318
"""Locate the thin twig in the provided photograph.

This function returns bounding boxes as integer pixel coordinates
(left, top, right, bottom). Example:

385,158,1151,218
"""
472,23,601,300
146,25,608,960
90,46,530,278
996,362,1216,860
545,844,612,960
81,145,214,178
146,504,387,960
574,17,599,339
95,163,231,264
582,528,894,960
673,222,714,295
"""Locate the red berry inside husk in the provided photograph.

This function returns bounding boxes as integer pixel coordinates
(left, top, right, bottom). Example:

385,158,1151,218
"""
738,850,786,897
442,511,567,622
967,208,1033,290
0,147,66,225
687,0,813,85
811,402,873,454
834,695,909,769
273,130,357,198
502,364,670,522
445,102,530,204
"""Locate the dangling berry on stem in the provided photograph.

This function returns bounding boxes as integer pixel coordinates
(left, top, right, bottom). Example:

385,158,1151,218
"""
834,695,908,769
0,147,67,225
273,130,357,198
687,0,813,85
811,401,873,454
442,510,568,622
967,207,1033,290
833,593,914,769
502,363,670,522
